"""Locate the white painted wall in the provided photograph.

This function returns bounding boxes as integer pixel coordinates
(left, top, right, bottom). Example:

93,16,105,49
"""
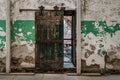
11,0,76,20
81,0,120,21
0,0,6,20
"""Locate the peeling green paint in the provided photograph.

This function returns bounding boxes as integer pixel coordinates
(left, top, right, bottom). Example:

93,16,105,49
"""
11,20,35,43
81,21,99,36
0,20,6,49
99,44,104,48
101,50,107,55
81,21,120,56
11,20,120,43
82,21,120,37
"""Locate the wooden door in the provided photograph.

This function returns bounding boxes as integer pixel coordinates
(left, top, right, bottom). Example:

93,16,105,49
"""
35,11,64,71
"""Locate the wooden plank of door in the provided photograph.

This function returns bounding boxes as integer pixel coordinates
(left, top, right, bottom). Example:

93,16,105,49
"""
35,11,64,71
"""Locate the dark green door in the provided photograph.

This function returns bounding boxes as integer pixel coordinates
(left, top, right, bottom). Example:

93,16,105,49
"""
35,11,64,71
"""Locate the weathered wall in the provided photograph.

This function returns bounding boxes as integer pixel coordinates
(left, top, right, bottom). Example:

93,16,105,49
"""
11,0,76,68
0,0,6,72
0,0,120,72
81,0,120,71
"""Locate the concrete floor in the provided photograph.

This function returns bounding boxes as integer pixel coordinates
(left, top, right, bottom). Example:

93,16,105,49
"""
0,74,120,80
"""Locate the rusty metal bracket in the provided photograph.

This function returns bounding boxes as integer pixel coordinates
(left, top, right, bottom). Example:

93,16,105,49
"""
60,3,66,10
19,5,67,12
53,6,59,16
38,5,45,16
19,9,39,12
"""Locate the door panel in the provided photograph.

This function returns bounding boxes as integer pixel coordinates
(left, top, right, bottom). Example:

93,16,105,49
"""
35,11,64,71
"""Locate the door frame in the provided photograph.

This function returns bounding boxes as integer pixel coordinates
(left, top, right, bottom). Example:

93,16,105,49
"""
76,0,82,75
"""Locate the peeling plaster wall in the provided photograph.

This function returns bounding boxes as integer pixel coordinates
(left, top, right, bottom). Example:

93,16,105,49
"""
11,20,35,68
0,0,6,20
11,0,76,20
0,0,6,72
11,0,76,68
81,0,120,71
81,0,120,21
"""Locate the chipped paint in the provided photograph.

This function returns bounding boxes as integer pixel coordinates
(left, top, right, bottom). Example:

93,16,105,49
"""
81,21,120,70
0,0,6,72
10,0,76,69
0,0,120,72
10,0,120,71
11,0,76,20
81,0,120,21
81,0,120,70
11,20,35,68
0,20,6,72
0,0,6,20
81,59,100,71
11,39,35,68
0,20,6,57
82,21,120,37
11,20,35,43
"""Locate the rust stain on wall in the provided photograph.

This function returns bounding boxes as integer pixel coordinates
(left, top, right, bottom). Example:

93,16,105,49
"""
90,44,96,50
106,57,120,70
97,49,102,57
84,43,88,46
11,39,35,68
85,49,94,58
106,48,120,70
81,59,100,71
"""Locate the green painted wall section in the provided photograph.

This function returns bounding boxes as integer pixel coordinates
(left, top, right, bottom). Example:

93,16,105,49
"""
81,21,120,55
11,20,120,43
11,20,35,43
81,21,120,37
0,20,6,50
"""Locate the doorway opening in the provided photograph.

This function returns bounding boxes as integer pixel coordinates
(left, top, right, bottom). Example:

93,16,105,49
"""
63,11,76,69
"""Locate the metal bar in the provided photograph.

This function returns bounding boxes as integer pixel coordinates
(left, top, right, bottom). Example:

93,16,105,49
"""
37,39,74,40
37,39,75,42
37,40,63,43
41,61,60,64
6,0,11,73
19,9,75,12
63,39,73,40
19,9,39,12
76,0,82,75
35,12,38,71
